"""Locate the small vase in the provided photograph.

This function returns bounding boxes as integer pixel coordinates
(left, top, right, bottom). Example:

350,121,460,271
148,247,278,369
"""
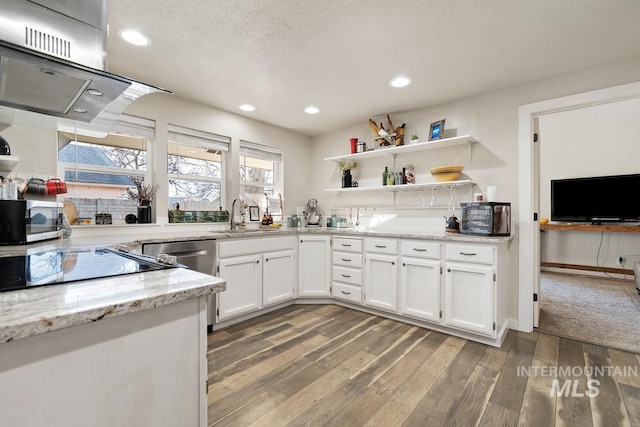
138,200,152,223
342,170,352,188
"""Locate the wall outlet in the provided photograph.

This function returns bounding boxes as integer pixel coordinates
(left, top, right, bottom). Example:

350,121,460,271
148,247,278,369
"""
617,256,625,266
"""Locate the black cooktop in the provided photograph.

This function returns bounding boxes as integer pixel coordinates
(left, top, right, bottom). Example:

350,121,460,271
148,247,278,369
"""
0,247,173,293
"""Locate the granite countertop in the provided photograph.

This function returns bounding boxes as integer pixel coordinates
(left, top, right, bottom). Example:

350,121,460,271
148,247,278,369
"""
0,268,225,344
0,225,509,344
0,226,514,257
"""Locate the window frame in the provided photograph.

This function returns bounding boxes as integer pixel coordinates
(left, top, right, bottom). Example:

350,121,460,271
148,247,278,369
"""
167,124,230,211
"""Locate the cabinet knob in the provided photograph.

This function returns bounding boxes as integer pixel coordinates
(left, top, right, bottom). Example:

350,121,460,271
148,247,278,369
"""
256,260,260,264
391,261,395,265
402,262,406,266
447,268,451,272
265,258,269,262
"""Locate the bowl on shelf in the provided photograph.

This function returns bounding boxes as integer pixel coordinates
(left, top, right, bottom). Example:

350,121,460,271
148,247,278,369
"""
430,165,464,182
75,217,92,225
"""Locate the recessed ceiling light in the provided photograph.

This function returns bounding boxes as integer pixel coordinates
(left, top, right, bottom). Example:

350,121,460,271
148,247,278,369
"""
304,106,320,114
118,29,151,47
390,76,411,88
239,104,256,112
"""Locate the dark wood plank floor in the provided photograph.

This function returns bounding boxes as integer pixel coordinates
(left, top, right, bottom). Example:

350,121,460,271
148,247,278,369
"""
206,305,640,427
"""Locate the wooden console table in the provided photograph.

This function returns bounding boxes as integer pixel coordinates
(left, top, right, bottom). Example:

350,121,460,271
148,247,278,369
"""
540,223,637,275
541,223,640,233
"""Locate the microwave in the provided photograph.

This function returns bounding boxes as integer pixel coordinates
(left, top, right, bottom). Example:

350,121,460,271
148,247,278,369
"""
0,200,63,245
460,202,511,236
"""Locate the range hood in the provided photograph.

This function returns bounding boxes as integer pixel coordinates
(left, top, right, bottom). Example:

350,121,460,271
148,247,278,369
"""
0,0,170,131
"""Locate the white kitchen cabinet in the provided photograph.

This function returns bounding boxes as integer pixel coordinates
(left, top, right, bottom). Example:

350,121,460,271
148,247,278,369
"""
332,236,363,304
217,236,297,322
217,253,262,321
298,235,331,297
444,260,495,336
399,257,441,323
364,238,398,312
263,249,296,307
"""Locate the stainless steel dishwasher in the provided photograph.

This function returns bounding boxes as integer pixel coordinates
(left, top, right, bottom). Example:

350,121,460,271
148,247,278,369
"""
143,240,217,326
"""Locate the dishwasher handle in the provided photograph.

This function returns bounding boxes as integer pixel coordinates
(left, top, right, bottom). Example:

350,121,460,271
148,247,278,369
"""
166,249,210,258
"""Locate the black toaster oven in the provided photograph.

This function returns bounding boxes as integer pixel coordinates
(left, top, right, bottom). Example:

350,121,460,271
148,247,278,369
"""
0,200,63,245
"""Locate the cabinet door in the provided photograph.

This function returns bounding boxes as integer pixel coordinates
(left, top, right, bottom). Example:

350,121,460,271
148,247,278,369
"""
364,253,398,312
217,254,262,321
400,257,441,323
298,236,330,297
263,249,296,307
444,261,494,336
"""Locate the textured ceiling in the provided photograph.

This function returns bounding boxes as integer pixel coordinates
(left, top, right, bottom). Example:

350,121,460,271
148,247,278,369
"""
106,0,640,136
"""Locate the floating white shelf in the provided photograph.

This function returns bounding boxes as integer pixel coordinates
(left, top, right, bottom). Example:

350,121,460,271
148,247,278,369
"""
324,135,478,163
324,180,475,193
0,155,19,172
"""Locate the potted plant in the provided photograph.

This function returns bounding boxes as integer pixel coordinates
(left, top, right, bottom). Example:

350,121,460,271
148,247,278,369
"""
126,176,160,223
338,160,357,188
410,134,419,144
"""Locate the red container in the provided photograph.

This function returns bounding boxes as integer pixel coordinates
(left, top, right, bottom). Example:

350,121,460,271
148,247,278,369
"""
349,138,358,153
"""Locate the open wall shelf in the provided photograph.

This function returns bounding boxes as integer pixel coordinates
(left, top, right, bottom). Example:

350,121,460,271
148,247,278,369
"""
324,135,478,163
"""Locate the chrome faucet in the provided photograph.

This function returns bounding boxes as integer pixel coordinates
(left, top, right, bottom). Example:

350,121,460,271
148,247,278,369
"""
230,198,239,231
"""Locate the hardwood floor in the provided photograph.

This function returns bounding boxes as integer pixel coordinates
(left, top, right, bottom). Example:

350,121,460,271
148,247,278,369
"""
207,305,640,427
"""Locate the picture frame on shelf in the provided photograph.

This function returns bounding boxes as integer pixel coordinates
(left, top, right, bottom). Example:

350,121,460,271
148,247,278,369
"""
249,206,260,221
429,119,446,140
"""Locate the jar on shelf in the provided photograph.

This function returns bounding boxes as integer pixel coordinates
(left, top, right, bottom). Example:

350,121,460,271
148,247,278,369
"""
404,164,415,184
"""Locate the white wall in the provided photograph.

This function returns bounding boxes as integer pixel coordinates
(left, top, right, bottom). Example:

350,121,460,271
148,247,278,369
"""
539,98,640,273
309,56,640,322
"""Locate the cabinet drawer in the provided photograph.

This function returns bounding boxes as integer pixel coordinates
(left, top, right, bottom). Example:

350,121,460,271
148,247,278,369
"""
332,282,362,304
332,252,363,268
365,238,397,254
400,240,440,259
332,266,362,286
219,236,296,258
333,237,362,253
445,244,494,265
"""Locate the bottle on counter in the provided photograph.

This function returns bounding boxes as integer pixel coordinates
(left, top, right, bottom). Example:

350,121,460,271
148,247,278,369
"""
383,166,388,186
262,210,269,225
402,167,407,184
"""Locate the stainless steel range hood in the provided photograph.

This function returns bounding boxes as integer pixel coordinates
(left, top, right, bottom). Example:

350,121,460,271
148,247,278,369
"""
0,0,170,130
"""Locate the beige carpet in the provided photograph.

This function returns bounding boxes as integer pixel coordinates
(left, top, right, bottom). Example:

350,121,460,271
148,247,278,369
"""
537,272,640,354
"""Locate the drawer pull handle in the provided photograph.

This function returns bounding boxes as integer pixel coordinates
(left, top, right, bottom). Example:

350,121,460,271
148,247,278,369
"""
460,252,477,256
375,245,387,248
341,274,351,278
342,244,352,247
341,291,351,295
341,258,352,262
413,248,427,252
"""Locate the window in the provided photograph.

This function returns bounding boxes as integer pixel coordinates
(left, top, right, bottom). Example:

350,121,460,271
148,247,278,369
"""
57,114,155,223
239,140,283,216
167,124,230,212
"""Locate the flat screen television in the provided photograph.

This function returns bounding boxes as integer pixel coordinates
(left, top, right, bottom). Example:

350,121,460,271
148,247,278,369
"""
551,174,640,223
